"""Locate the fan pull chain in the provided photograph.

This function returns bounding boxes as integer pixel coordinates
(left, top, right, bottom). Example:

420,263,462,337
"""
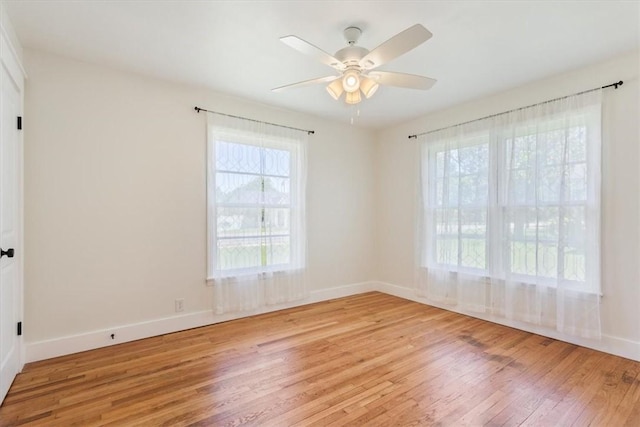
349,105,361,125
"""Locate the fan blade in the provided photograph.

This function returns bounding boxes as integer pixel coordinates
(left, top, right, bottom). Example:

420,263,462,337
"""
272,75,339,92
280,36,345,71
359,24,432,70
368,71,436,90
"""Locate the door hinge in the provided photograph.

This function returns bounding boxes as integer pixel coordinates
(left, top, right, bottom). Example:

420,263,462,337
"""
17,321,22,336
17,116,22,130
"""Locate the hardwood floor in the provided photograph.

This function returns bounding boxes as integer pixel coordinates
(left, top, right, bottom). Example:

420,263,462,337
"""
1,292,638,426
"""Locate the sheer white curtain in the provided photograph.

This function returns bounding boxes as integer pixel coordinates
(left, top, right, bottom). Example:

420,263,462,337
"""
417,90,602,338
207,113,308,314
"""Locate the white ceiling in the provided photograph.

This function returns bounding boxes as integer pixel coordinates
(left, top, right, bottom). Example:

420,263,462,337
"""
4,1,639,129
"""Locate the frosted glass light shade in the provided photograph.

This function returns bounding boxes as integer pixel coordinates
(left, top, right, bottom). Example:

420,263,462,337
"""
345,90,362,105
342,70,360,93
326,79,344,100
360,76,379,98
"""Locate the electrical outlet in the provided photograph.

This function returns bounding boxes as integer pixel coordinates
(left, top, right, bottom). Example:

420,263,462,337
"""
175,298,184,312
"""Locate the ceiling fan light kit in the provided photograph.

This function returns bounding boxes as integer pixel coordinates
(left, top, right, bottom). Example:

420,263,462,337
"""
342,70,360,93
273,23,437,107
326,78,344,100
359,76,379,98
345,90,362,105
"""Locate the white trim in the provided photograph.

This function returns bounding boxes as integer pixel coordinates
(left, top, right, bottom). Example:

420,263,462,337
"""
25,280,639,363
376,281,640,362
0,8,27,79
25,281,376,363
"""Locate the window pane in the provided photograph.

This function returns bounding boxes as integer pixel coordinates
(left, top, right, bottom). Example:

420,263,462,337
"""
461,238,486,269
507,168,532,204
504,205,587,281
510,135,535,169
434,144,488,208
216,141,261,173
539,165,562,203
459,174,488,206
216,206,292,270
265,236,291,266
263,147,290,176
435,207,458,266
263,177,290,205
564,206,586,248
459,144,488,175
433,208,487,270
435,208,458,236
217,207,263,238
460,209,487,269
216,173,261,205
216,235,291,271
509,241,540,277
539,130,565,166
263,208,290,235
436,237,458,266
566,163,587,202
567,127,586,162
563,206,586,281
505,207,556,277
564,247,585,282
538,243,558,279
217,237,262,270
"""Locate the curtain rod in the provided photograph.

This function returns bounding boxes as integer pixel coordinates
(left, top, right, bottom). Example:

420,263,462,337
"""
407,80,623,139
194,107,315,135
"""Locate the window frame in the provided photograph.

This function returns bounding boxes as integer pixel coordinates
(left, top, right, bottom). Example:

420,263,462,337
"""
426,133,491,277
423,112,597,291
207,126,305,280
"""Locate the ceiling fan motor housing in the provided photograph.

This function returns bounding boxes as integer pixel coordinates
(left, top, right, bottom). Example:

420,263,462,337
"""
335,46,369,68
336,27,368,69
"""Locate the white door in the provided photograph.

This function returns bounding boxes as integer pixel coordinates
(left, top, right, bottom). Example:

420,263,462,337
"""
0,58,22,403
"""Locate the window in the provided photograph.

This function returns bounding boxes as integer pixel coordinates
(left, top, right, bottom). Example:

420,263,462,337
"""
501,121,591,285
422,93,601,294
208,123,306,279
429,135,489,273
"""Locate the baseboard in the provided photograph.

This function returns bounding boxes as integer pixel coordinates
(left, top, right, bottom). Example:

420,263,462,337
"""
376,281,640,362
26,280,639,363
24,281,376,363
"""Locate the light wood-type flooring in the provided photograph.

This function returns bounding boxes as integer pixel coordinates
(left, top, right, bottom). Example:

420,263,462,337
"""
1,292,639,426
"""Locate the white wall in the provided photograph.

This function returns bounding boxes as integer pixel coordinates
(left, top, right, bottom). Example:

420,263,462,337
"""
23,47,640,362
23,50,376,355
375,51,640,360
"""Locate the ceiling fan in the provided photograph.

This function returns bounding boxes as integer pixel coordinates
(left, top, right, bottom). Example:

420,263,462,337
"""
272,24,437,105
